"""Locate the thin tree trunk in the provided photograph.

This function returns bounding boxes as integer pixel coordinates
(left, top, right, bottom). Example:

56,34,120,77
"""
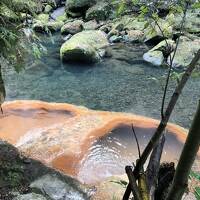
123,49,200,200
166,101,200,200
146,135,165,199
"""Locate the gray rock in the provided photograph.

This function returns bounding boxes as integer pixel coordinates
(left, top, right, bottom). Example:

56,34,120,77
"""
83,20,99,30
143,39,175,66
109,35,122,43
30,174,86,200
14,193,47,200
168,37,200,68
61,20,84,35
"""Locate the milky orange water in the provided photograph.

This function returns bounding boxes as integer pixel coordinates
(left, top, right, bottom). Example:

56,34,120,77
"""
1,100,197,184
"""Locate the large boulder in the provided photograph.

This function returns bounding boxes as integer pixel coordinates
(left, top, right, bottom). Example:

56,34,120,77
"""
168,37,200,68
61,20,84,35
12,0,42,13
60,30,109,63
174,9,200,34
66,0,96,13
85,1,111,21
144,14,175,45
143,39,175,66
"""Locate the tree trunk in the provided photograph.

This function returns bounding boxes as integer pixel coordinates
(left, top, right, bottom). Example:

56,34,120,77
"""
166,101,200,200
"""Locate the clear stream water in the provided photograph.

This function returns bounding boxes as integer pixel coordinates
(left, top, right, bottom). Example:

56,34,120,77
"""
3,33,200,129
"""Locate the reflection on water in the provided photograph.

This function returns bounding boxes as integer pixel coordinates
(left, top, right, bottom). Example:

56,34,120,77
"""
2,33,200,129
78,124,199,184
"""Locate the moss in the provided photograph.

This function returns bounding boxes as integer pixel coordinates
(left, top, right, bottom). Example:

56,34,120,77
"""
0,4,19,21
36,13,49,22
44,4,53,14
33,21,64,33
56,14,68,22
60,30,109,63
12,0,41,14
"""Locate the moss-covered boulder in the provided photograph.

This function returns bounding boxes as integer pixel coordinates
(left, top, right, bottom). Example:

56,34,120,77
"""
83,20,99,30
33,21,64,33
36,13,49,22
44,4,53,14
143,39,175,66
66,0,96,13
12,0,42,14
174,9,200,34
61,20,84,35
144,14,175,45
60,30,109,63
125,30,144,43
0,4,19,21
56,13,68,22
168,37,200,68
85,2,111,21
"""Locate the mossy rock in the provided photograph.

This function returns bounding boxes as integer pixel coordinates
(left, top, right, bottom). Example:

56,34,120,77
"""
56,14,68,22
112,15,146,31
0,4,19,21
85,2,111,21
12,0,42,14
144,18,173,45
36,13,49,22
44,4,53,14
60,30,109,63
174,9,200,34
61,20,84,35
168,37,200,68
33,21,64,33
66,0,96,12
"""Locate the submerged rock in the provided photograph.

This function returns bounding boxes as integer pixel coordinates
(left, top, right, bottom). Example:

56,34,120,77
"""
60,30,109,63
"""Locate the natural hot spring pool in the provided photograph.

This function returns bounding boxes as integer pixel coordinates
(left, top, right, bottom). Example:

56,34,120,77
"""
1,32,200,185
2,33,200,129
